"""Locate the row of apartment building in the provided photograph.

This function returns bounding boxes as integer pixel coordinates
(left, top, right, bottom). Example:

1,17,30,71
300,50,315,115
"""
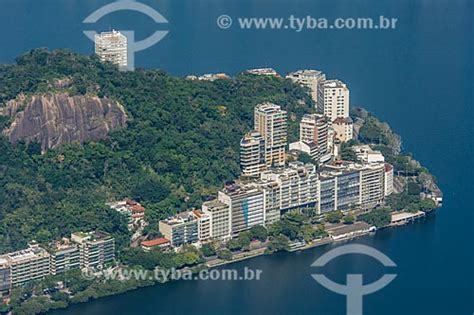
0,231,115,294
159,160,394,247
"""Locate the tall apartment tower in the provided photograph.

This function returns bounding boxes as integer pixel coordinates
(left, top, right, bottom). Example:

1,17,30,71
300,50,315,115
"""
240,131,266,177
286,70,326,105
95,30,128,69
318,80,350,121
254,103,287,167
300,113,330,157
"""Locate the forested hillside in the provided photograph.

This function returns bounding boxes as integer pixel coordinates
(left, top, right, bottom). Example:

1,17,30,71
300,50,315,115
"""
0,49,314,253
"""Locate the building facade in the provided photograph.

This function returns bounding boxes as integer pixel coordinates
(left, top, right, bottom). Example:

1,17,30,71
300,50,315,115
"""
95,30,127,69
360,163,386,208
191,210,211,242
286,69,326,104
260,162,319,215
240,131,267,177
254,103,287,167
218,184,265,236
318,80,350,121
332,117,354,143
49,241,80,275
201,200,231,240
384,163,394,196
71,231,115,269
0,243,50,290
159,212,199,246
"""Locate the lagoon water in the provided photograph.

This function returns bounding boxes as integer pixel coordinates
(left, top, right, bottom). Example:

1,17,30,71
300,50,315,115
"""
0,0,472,314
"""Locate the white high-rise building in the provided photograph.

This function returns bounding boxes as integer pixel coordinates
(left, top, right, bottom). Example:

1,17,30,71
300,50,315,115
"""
218,183,265,236
300,114,330,157
318,80,350,121
286,70,326,104
240,131,266,177
289,113,332,164
254,103,287,167
202,200,231,240
95,30,128,69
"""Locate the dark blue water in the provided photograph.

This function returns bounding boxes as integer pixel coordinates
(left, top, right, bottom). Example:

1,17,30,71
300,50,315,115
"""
1,0,473,314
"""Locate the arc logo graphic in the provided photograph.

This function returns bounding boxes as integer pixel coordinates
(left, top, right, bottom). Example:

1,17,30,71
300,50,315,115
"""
83,0,169,70
311,244,397,315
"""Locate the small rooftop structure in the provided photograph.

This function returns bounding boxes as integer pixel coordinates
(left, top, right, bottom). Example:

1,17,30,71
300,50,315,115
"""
71,231,112,245
321,79,347,89
246,68,279,76
187,73,230,81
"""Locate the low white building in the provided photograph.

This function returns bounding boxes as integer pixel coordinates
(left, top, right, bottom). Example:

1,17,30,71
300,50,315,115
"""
352,145,385,163
289,141,319,161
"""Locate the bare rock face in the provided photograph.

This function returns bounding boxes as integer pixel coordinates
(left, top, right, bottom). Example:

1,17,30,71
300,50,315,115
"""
1,93,127,151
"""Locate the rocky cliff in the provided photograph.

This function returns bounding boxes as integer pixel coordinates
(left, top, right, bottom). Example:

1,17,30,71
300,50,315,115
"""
1,93,127,151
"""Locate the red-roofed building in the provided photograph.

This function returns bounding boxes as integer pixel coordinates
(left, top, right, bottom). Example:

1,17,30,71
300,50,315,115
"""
141,238,170,251
131,204,145,219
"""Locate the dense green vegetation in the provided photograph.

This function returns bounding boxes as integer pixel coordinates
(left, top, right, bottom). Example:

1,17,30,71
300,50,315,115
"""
386,182,436,213
340,139,359,162
268,213,327,243
0,49,314,253
358,208,391,228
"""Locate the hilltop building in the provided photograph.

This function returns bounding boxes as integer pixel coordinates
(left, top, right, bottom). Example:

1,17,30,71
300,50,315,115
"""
318,80,350,121
286,69,326,104
246,68,279,76
95,30,127,69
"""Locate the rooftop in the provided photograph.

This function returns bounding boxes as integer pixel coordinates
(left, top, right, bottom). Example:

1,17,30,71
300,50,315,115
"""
255,102,286,114
141,237,170,247
161,211,197,226
321,79,347,89
333,117,353,124
328,222,373,236
287,69,324,78
0,243,50,265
